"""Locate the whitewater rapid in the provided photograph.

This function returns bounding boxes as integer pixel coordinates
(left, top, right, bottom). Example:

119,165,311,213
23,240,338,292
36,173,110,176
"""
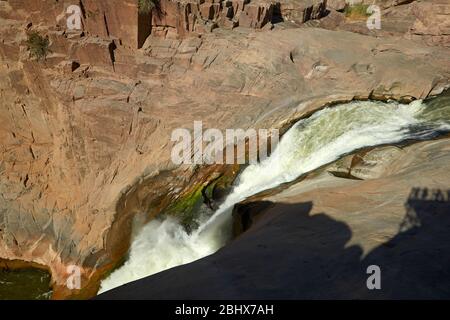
99,98,450,294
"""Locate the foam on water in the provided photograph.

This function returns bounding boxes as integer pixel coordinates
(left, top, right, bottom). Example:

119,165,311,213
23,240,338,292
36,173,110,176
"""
99,98,450,294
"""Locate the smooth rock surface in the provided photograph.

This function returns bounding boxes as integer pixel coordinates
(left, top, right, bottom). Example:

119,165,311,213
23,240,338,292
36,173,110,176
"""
0,0,449,298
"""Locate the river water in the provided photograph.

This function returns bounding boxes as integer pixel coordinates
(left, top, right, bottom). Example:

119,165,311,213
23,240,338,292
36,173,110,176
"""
0,267,52,300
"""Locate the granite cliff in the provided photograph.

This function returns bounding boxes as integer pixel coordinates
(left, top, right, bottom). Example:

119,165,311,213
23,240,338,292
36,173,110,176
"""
0,0,449,298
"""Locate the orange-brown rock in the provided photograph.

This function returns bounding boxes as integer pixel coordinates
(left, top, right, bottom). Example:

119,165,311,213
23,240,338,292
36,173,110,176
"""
238,2,274,28
0,0,449,299
278,0,327,23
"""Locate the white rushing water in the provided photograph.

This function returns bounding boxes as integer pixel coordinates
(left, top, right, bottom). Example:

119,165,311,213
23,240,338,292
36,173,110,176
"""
99,99,450,293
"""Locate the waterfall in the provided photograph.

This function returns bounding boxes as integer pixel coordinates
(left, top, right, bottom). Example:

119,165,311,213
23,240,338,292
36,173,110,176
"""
99,98,450,294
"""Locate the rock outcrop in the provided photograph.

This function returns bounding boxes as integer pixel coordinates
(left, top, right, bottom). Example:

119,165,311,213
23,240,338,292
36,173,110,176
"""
4,0,326,48
319,0,450,47
6,0,143,48
0,0,449,298
151,0,278,37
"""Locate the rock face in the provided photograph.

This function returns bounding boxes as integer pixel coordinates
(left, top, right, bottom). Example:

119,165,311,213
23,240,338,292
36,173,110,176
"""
278,0,327,23
319,0,450,47
0,0,449,298
97,138,450,299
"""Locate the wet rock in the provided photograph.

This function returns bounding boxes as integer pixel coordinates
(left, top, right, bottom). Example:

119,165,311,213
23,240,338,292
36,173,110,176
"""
97,138,450,299
0,0,449,299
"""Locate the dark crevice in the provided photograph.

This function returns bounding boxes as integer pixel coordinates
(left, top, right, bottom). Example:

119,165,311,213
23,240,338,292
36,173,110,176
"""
108,41,117,71
138,11,152,49
103,13,110,37
23,174,29,187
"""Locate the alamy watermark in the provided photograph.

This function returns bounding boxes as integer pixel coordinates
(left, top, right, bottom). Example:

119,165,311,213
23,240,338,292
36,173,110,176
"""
171,121,279,165
56,4,82,30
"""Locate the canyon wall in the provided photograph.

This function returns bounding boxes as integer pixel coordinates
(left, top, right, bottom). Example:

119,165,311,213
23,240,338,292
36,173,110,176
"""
0,0,449,298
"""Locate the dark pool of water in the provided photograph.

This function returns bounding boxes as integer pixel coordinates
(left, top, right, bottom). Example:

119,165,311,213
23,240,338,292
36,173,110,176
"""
0,268,52,300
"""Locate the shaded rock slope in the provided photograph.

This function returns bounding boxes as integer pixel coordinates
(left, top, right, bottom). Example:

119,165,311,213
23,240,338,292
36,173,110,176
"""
0,0,449,298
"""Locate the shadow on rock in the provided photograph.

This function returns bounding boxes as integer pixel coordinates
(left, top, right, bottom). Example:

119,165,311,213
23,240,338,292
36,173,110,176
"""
361,187,450,299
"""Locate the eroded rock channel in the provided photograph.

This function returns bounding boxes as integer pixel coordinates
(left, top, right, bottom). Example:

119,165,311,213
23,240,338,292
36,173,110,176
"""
1,0,450,299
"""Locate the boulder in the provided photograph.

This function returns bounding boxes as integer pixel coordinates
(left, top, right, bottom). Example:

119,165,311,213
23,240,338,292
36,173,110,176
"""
238,3,273,28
